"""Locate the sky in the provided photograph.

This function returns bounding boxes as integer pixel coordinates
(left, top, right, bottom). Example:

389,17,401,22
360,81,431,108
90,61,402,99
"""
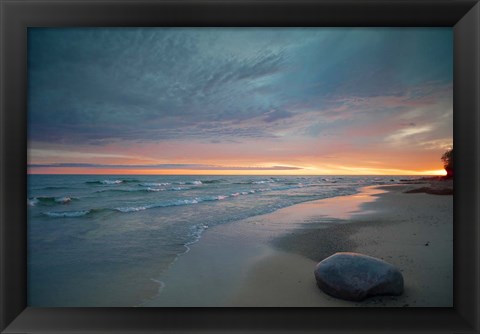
27,28,453,175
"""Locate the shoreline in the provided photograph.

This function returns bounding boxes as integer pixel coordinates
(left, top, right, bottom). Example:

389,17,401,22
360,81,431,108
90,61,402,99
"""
144,183,452,307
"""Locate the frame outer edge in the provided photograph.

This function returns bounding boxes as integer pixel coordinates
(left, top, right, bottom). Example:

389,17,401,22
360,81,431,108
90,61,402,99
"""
1,1,29,332
454,1,480,332
1,0,480,333
475,3,479,332
0,0,4,330
477,4,479,333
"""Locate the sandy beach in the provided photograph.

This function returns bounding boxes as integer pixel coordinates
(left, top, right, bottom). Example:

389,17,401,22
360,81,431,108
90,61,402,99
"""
143,181,453,307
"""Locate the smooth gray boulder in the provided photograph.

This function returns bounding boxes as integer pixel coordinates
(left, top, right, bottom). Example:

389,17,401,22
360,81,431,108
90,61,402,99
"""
314,252,404,301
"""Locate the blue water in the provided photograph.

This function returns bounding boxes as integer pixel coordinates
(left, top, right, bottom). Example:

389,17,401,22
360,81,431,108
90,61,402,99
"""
27,174,411,306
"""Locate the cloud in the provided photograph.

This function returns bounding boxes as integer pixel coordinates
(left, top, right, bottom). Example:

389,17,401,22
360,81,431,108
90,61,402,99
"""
387,125,433,143
28,28,452,146
27,28,452,175
28,149,138,160
28,29,292,144
262,109,294,123
28,163,302,170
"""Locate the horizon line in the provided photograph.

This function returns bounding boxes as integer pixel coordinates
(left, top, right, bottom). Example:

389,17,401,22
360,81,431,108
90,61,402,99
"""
27,172,441,177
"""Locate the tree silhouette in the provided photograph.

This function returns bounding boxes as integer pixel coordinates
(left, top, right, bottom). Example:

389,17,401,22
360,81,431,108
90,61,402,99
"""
441,148,453,178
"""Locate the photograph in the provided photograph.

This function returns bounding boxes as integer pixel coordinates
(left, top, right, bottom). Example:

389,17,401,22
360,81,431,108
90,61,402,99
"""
27,27,453,307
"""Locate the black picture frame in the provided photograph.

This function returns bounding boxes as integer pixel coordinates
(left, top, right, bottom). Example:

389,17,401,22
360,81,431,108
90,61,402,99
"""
1,0,479,333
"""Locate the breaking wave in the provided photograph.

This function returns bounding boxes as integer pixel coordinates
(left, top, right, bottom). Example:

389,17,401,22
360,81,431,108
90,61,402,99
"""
86,179,140,185
28,196,76,206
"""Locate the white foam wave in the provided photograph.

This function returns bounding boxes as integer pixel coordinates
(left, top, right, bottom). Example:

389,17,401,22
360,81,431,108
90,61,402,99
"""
175,180,202,185
44,210,90,218
28,196,76,206
112,186,273,214
170,187,190,191
146,188,165,192
102,180,123,184
55,196,72,204
116,206,149,213
115,198,202,213
140,182,170,187
184,224,210,253
252,179,275,184
28,198,39,206
175,199,199,205
150,278,166,292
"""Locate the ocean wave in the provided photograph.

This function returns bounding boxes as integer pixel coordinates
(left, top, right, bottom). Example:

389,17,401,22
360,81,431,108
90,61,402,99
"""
55,196,74,204
96,188,166,194
28,196,76,206
34,186,70,190
113,195,231,213
139,182,171,187
230,191,252,197
43,210,91,218
28,198,39,207
184,223,210,252
40,183,304,217
139,179,221,187
271,185,302,191
115,206,150,213
199,179,224,184
169,187,190,191
114,189,262,213
321,178,338,183
175,180,202,185
42,207,115,218
115,198,204,213
252,179,276,184
96,186,192,194
146,188,165,192
96,189,138,193
86,180,122,185
234,179,276,185
86,179,140,185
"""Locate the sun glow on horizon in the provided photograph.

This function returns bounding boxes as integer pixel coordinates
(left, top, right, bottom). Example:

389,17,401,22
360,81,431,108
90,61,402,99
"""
27,165,449,176
427,169,448,176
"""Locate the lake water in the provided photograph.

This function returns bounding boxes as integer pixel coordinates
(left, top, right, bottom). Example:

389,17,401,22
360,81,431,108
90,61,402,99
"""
27,174,411,306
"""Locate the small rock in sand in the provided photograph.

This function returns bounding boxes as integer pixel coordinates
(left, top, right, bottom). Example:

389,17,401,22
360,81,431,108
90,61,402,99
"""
314,252,404,301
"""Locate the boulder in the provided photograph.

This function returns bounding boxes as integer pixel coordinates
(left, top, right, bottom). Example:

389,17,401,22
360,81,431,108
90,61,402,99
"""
314,252,403,301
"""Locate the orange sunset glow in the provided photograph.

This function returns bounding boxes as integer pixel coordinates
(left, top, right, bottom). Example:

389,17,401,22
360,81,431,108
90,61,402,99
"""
28,168,448,176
